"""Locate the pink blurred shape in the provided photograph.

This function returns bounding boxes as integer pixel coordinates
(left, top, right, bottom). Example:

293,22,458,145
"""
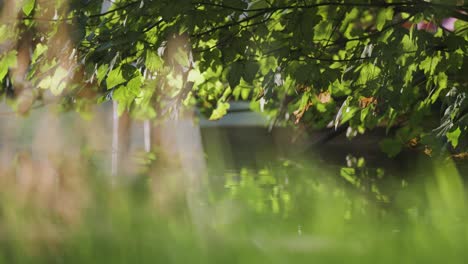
417,21,438,33
416,18,457,33
442,17,457,31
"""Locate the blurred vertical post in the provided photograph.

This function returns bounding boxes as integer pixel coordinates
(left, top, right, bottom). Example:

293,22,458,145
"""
111,100,118,177
111,100,131,177
104,1,131,177
144,120,151,153
107,0,118,177
150,34,207,231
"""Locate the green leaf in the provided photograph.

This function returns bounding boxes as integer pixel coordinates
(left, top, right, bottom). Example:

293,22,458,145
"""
295,64,317,84
39,67,69,95
227,61,243,89
22,0,35,16
97,64,109,84
31,43,47,63
335,97,357,128
145,51,164,72
249,0,269,10
243,61,259,83
331,79,351,96
376,8,394,31
340,168,358,185
225,0,247,9
378,27,394,43
240,88,250,100
379,138,402,157
403,64,417,85
209,102,230,120
187,69,204,85
127,76,142,96
121,64,138,80
107,67,125,89
232,86,242,100
357,63,381,84
401,34,416,52
330,62,343,69
0,25,12,43
0,51,17,81
436,72,448,89
447,127,461,148
113,87,132,114
419,55,441,75
360,106,370,122
313,20,332,40
431,72,448,103
341,106,358,124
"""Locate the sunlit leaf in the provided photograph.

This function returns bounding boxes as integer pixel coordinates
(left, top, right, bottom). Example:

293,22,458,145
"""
107,67,125,89
22,0,35,16
447,127,461,148
0,51,17,80
127,76,142,96
209,101,230,120
376,7,394,31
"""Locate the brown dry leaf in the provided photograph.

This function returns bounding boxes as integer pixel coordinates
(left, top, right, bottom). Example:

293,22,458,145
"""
407,138,419,148
453,152,468,160
296,84,310,93
293,102,313,124
359,97,377,108
317,91,331,104
424,146,433,157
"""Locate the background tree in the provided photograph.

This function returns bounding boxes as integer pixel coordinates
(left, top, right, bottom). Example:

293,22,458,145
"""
1,0,467,157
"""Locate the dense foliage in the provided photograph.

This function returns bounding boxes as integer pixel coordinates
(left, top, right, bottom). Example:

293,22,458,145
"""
1,0,467,156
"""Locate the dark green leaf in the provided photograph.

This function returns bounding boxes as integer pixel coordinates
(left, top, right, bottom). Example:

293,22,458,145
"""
227,61,243,89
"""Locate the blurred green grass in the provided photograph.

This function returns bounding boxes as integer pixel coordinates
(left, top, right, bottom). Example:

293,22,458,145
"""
0,154,467,263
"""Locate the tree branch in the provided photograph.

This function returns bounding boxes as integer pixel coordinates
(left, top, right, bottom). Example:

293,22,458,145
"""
322,14,415,49
194,1,463,13
191,10,270,38
22,1,139,22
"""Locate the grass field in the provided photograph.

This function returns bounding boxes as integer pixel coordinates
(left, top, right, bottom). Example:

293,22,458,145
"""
0,150,467,263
